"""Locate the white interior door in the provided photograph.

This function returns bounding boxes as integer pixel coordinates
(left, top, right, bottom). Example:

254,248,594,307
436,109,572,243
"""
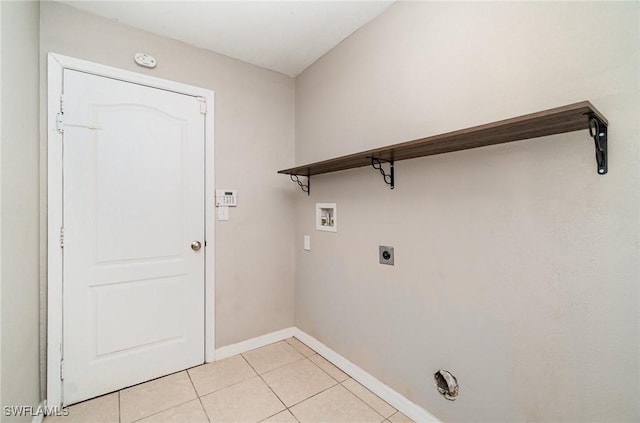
62,69,205,405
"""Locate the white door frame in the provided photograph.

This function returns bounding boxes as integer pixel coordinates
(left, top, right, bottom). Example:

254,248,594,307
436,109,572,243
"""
46,53,215,407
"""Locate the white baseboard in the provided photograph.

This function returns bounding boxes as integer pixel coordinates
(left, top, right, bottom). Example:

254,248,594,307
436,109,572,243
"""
214,327,296,360
43,326,438,421
292,328,441,423
213,326,439,422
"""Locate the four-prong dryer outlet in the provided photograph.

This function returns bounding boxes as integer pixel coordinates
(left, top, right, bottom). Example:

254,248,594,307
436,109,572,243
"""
379,246,394,265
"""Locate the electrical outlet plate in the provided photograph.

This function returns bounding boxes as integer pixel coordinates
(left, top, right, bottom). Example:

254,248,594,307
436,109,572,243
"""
304,235,311,251
379,246,394,265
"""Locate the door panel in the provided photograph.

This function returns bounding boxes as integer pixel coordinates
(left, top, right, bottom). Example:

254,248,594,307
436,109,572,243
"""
62,70,205,405
94,105,185,262
93,278,184,357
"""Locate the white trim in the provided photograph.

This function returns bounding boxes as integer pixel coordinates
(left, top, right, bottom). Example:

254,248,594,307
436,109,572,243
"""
292,328,441,423
214,327,296,360
213,326,439,422
30,401,45,423
49,53,212,98
203,80,216,365
46,53,64,409
46,53,215,407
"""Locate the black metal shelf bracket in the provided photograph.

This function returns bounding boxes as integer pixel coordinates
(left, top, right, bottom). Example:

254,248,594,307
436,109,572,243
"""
588,115,608,175
369,157,394,189
290,174,310,195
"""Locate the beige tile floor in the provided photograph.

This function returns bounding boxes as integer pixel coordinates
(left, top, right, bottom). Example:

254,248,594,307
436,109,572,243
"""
45,337,415,423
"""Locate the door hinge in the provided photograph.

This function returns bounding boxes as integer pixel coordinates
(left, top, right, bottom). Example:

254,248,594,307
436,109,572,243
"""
198,98,207,114
59,227,64,248
56,113,64,134
56,95,65,133
60,361,64,380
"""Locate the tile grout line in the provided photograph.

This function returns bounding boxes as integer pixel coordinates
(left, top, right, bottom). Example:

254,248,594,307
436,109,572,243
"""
245,341,308,375
124,372,200,423
237,338,313,420
253,340,382,417
119,367,189,393
284,380,338,410
197,375,257,398
239,353,292,417
339,379,391,421
306,352,347,384
119,370,201,422
117,345,394,423
127,398,199,423
190,351,305,411
276,340,387,417
190,356,263,399
272,348,343,410
257,408,299,423
186,369,212,423
287,338,351,386
387,411,401,422
116,344,394,423
285,337,316,357
280,340,359,415
197,342,393,423
68,342,400,423
243,343,341,416
290,337,397,420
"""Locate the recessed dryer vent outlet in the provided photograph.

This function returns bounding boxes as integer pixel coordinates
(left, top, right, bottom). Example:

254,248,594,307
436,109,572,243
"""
434,370,459,400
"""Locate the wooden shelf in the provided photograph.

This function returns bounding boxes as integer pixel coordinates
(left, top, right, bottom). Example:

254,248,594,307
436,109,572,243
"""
279,101,608,193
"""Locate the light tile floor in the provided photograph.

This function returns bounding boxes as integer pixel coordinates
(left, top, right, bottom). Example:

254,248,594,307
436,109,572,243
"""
45,337,415,423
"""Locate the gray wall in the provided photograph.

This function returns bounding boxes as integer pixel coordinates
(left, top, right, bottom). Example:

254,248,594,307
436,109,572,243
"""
294,2,639,422
39,0,296,395
1,1,41,421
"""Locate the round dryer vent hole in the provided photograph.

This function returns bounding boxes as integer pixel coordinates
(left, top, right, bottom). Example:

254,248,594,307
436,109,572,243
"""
434,369,459,401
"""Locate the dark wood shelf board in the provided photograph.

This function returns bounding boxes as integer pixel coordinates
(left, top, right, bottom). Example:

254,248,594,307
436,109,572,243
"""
278,101,607,177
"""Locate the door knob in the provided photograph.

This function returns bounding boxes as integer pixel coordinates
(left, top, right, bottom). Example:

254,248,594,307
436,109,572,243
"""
191,241,202,251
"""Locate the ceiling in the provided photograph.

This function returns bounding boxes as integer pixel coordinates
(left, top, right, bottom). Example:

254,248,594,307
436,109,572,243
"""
58,1,395,77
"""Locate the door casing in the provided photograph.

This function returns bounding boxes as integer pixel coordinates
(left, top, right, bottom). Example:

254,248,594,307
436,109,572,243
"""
46,53,216,408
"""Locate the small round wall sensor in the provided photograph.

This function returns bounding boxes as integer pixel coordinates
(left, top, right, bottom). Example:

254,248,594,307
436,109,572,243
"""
134,53,157,69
